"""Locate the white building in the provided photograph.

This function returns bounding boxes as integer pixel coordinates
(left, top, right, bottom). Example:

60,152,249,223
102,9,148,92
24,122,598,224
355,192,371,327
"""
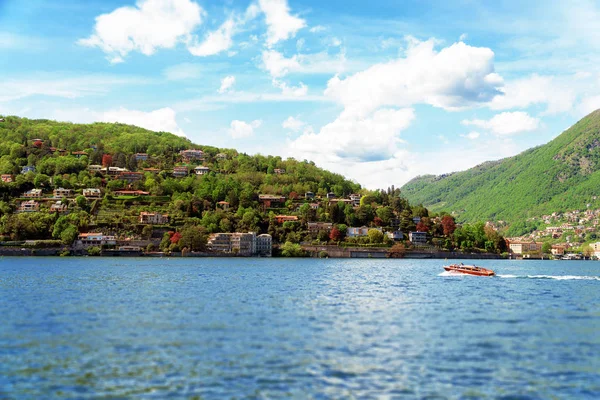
139,212,169,224
256,234,272,257
409,231,427,244
194,166,210,175
83,188,102,198
207,232,270,256
76,233,117,247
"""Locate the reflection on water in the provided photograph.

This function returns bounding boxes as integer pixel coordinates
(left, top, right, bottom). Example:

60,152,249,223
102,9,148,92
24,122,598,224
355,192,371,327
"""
1,257,599,398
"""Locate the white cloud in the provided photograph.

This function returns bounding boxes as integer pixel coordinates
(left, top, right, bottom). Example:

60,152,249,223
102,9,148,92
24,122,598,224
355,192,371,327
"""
163,63,202,80
490,74,575,114
309,25,326,33
78,0,204,62
218,75,236,93
325,39,503,117
331,37,342,47
459,33,468,41
102,107,186,137
296,38,305,51
261,49,347,78
258,0,306,47
174,91,327,112
229,119,262,138
0,74,147,102
579,95,600,116
272,79,308,96
188,18,235,56
461,131,481,140
282,116,305,132
49,106,187,137
289,108,415,163
462,111,540,135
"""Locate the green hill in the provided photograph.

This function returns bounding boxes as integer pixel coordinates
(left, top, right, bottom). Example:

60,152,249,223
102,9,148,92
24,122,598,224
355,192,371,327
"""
401,109,600,229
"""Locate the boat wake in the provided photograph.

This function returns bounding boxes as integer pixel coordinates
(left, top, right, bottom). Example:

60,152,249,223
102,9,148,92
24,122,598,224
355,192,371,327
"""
497,274,600,281
439,271,475,277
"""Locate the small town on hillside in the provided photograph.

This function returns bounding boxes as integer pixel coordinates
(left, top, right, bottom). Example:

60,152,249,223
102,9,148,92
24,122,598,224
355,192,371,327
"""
0,134,599,259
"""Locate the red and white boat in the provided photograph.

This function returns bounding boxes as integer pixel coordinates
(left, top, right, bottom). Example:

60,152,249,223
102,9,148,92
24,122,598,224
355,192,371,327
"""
443,263,495,276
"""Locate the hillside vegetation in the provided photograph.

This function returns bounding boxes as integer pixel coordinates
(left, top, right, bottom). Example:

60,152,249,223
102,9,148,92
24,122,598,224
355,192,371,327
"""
401,109,600,228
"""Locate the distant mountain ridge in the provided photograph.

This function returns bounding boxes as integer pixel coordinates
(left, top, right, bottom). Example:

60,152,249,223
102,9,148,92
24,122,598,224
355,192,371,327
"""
401,109,600,226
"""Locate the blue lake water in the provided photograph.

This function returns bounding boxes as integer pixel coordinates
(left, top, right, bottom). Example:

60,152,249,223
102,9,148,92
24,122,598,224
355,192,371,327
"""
1,257,599,399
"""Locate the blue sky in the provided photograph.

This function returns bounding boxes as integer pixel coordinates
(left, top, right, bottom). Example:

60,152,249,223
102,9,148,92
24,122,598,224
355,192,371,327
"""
1,0,600,189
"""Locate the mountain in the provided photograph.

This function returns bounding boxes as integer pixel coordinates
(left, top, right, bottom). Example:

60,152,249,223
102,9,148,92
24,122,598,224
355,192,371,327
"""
401,109,600,230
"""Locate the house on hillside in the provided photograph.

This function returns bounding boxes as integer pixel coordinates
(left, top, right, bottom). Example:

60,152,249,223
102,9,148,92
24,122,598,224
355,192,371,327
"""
72,151,88,158
347,227,381,237
180,149,204,162
83,188,102,198
1,174,13,183
50,201,68,213
139,212,169,225
22,189,42,198
307,222,333,234
53,188,72,198
194,166,210,175
134,153,149,161
21,166,35,174
274,168,285,175
76,233,116,247
173,166,189,177
217,201,230,210
216,153,227,160
118,171,144,182
113,190,149,196
274,215,298,224
259,194,286,210
19,200,39,212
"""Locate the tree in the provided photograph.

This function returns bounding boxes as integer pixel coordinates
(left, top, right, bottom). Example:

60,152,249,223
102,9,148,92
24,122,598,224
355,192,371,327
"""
141,225,153,240
388,243,406,258
329,226,343,242
178,225,207,252
76,195,88,209
281,241,305,257
101,154,112,167
317,230,329,242
441,215,456,236
416,221,429,232
367,228,384,244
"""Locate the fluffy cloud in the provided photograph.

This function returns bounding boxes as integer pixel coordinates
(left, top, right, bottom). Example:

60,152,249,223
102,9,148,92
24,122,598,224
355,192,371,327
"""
188,19,235,57
102,107,186,137
261,49,347,78
78,0,204,62
229,119,262,138
489,74,575,115
289,108,415,163
462,111,540,135
325,39,503,117
272,79,307,96
282,116,305,132
461,131,481,140
218,75,236,93
258,0,306,47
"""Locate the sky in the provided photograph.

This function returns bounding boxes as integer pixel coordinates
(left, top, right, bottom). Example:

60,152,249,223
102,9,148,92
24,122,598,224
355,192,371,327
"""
1,0,600,189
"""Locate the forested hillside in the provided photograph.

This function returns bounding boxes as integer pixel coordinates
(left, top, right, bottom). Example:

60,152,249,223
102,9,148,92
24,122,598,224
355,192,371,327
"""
401,109,600,227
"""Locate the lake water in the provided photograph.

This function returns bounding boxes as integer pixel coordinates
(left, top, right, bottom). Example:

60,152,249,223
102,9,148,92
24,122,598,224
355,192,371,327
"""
1,257,599,399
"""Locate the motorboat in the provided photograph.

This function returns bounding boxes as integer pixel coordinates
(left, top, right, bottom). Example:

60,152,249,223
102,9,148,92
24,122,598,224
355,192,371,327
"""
443,263,495,276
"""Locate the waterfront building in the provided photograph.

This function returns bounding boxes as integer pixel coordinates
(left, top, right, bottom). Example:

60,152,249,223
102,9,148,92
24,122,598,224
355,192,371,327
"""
207,232,269,256
507,240,543,255
409,231,427,244
256,234,272,257
76,233,117,247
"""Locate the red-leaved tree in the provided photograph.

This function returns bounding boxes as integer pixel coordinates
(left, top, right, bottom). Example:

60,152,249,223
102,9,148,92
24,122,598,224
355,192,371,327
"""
102,154,113,167
330,226,342,242
441,215,456,237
